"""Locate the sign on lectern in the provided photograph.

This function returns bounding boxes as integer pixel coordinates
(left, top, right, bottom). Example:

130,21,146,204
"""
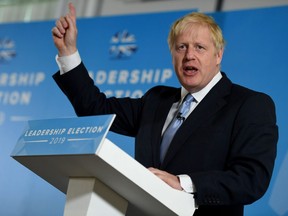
11,115,115,157
11,115,195,216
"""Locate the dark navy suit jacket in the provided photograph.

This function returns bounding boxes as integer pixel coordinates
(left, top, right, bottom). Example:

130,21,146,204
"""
53,62,278,216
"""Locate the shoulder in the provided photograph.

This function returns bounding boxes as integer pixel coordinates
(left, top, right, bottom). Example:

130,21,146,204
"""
231,83,274,105
221,73,275,105
228,84,277,125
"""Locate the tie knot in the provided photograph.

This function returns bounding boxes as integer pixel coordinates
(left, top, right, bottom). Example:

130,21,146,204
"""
178,93,193,116
183,93,193,104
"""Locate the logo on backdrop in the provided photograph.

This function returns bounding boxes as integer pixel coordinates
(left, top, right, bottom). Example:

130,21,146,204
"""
87,30,174,98
109,30,137,59
0,38,16,63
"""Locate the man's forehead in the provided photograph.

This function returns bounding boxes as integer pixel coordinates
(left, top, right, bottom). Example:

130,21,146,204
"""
177,25,212,42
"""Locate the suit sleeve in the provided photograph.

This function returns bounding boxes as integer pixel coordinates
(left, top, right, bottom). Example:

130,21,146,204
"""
53,62,143,137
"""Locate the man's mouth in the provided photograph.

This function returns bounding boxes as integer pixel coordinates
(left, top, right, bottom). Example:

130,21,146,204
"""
184,66,198,73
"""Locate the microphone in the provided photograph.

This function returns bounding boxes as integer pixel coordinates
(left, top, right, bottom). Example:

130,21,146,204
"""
176,112,185,121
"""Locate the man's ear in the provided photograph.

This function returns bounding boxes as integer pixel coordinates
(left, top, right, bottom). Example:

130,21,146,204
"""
216,48,224,66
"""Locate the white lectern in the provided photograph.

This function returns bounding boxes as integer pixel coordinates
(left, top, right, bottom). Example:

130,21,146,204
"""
11,115,195,216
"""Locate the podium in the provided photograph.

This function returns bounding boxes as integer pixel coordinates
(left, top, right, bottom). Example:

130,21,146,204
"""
11,115,195,216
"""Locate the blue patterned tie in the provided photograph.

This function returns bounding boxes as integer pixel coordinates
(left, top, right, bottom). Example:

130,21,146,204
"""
160,94,193,162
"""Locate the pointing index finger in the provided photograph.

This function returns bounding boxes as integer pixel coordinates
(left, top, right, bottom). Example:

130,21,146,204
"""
68,2,76,22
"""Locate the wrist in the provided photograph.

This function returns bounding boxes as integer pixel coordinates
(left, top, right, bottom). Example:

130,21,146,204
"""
56,50,81,74
58,46,77,57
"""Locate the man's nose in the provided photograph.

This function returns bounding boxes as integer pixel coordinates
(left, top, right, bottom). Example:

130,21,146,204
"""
185,48,196,60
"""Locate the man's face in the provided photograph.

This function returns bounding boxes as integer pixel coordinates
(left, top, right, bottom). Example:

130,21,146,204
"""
171,24,223,93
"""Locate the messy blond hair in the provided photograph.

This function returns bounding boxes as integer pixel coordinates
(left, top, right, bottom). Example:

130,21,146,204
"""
168,12,225,52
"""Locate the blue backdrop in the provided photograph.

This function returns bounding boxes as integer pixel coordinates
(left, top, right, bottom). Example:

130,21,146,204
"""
0,6,287,216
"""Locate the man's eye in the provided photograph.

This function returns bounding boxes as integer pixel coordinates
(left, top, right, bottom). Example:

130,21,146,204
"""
177,44,187,51
196,45,205,51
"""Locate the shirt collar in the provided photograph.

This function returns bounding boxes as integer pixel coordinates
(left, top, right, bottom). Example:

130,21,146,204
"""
180,72,222,104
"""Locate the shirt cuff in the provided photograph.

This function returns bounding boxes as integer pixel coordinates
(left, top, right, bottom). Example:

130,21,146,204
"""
178,174,196,193
55,50,81,75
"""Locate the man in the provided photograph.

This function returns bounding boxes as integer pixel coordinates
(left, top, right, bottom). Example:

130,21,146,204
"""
52,3,278,215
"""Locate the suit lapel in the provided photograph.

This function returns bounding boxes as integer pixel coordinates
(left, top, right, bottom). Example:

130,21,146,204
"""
161,74,232,168
151,89,181,167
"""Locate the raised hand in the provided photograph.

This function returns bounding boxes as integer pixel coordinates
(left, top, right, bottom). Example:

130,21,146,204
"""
52,3,78,57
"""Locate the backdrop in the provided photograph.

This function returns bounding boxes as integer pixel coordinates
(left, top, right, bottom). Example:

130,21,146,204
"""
0,5,287,216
